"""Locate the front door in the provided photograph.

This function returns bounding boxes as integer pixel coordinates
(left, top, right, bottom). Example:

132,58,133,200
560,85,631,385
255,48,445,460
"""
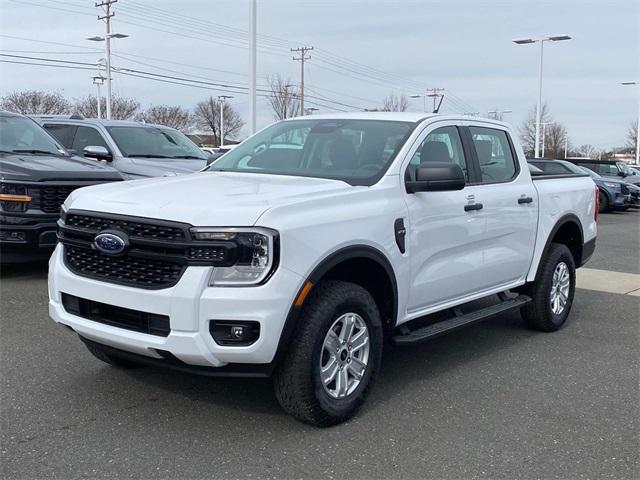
403,123,487,316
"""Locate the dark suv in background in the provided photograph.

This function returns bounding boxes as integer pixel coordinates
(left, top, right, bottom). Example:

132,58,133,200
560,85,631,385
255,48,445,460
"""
1,111,122,263
566,159,640,187
528,158,637,212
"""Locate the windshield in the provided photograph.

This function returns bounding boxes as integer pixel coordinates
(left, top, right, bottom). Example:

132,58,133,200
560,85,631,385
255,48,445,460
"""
0,114,67,156
207,118,415,186
106,126,207,160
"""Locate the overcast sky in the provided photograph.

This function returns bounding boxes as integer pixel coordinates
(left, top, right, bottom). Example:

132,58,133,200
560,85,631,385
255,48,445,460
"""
0,0,638,148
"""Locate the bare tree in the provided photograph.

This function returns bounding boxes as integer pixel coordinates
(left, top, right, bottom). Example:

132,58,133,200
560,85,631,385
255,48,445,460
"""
194,97,244,146
543,123,569,159
266,74,300,120
519,104,552,156
574,144,599,159
627,120,638,149
73,95,140,120
0,90,71,115
381,93,409,112
136,105,194,132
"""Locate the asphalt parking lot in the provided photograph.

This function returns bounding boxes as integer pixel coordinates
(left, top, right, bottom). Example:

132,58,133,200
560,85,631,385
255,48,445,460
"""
1,210,638,480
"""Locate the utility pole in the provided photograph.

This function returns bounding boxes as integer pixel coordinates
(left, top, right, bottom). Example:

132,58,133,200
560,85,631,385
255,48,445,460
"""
89,0,127,120
292,46,314,116
97,0,115,120
249,0,256,134
426,88,444,112
218,95,232,147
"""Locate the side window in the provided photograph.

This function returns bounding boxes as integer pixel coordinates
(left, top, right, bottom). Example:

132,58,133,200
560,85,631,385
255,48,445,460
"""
43,124,76,148
407,126,468,181
469,127,517,183
71,126,109,153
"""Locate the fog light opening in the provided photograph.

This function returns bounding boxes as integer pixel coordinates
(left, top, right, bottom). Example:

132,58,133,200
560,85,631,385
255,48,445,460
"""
210,320,260,346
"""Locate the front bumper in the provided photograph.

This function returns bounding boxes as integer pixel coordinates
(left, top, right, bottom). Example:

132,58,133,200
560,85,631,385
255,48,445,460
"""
0,213,58,262
48,244,304,369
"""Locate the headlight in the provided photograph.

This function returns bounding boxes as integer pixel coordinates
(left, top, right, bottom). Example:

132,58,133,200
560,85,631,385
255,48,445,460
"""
0,182,31,212
603,182,619,189
190,227,278,286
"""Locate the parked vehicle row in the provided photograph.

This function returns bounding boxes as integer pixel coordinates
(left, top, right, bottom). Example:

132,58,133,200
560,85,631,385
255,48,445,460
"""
528,158,640,212
47,113,598,426
1,112,214,263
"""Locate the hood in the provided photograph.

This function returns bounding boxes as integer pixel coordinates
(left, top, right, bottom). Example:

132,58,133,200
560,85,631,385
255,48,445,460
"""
67,171,352,226
120,158,207,178
0,153,122,182
600,176,632,187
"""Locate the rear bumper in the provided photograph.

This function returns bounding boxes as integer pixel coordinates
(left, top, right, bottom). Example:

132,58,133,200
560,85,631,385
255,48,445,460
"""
0,213,58,262
580,238,596,267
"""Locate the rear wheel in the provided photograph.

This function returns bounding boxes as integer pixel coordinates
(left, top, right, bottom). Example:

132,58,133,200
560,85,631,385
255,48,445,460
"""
521,243,576,332
274,280,383,427
598,191,610,213
84,340,144,369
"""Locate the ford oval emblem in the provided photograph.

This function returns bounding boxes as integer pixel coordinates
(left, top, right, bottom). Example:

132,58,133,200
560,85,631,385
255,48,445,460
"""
94,232,127,255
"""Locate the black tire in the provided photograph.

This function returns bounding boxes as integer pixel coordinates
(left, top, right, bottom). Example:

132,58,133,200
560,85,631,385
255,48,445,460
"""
274,280,383,427
598,191,610,213
84,341,144,369
521,243,576,332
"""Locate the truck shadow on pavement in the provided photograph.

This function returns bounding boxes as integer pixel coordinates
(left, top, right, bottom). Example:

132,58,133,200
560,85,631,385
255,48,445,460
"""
100,309,535,424
0,260,48,279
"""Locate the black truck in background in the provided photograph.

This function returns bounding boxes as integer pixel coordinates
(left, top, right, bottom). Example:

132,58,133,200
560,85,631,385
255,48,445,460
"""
1,111,122,263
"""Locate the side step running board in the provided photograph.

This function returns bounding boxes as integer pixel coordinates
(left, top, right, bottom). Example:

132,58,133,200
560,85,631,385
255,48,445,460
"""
392,294,531,346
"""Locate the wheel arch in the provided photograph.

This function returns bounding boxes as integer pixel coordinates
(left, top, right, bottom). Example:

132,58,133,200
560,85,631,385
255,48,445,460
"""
273,245,399,363
532,214,584,281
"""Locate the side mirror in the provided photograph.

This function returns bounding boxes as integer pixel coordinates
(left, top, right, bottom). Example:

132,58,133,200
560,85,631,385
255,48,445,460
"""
617,171,626,177
83,145,111,161
406,162,465,193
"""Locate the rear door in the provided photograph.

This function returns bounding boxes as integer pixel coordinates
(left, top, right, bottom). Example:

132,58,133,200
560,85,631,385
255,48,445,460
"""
464,125,537,287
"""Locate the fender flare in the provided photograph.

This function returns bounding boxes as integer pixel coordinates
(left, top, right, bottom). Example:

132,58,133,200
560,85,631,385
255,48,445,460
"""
530,213,584,281
273,245,399,363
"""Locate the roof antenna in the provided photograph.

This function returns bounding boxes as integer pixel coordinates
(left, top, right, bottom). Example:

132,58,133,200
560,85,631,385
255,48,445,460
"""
433,94,444,114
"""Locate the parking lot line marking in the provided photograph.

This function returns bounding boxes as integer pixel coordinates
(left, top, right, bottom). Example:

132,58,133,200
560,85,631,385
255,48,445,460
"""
577,268,640,295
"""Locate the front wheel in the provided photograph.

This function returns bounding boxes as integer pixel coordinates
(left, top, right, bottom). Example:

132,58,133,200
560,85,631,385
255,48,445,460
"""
274,280,383,427
521,243,576,332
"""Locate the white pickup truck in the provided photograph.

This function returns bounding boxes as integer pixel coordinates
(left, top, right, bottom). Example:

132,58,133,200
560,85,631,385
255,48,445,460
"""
49,113,597,426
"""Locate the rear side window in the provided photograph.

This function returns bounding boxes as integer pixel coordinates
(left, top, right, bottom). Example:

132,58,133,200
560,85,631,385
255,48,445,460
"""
469,127,517,183
407,126,468,181
43,124,76,147
72,126,109,153
530,161,571,175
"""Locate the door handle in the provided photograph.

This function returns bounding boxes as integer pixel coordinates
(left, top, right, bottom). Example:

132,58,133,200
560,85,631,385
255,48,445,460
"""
518,196,533,204
464,203,483,212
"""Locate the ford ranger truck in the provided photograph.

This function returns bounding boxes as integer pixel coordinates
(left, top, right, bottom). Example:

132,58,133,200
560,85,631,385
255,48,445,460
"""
0,111,122,263
48,113,597,426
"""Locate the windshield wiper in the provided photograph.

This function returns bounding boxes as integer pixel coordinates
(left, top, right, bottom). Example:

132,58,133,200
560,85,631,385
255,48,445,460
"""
127,154,173,158
12,149,63,156
169,155,205,159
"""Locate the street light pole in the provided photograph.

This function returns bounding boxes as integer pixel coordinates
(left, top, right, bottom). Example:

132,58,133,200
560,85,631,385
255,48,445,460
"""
513,34,571,158
621,81,639,164
249,0,256,134
92,76,105,119
218,95,232,147
541,122,554,157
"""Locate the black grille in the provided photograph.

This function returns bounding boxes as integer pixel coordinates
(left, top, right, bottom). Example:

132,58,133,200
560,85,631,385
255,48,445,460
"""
39,186,76,213
64,245,185,289
65,213,186,241
62,293,170,336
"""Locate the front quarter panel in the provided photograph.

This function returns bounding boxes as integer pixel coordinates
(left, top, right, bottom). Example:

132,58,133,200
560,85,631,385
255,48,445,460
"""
258,175,410,322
